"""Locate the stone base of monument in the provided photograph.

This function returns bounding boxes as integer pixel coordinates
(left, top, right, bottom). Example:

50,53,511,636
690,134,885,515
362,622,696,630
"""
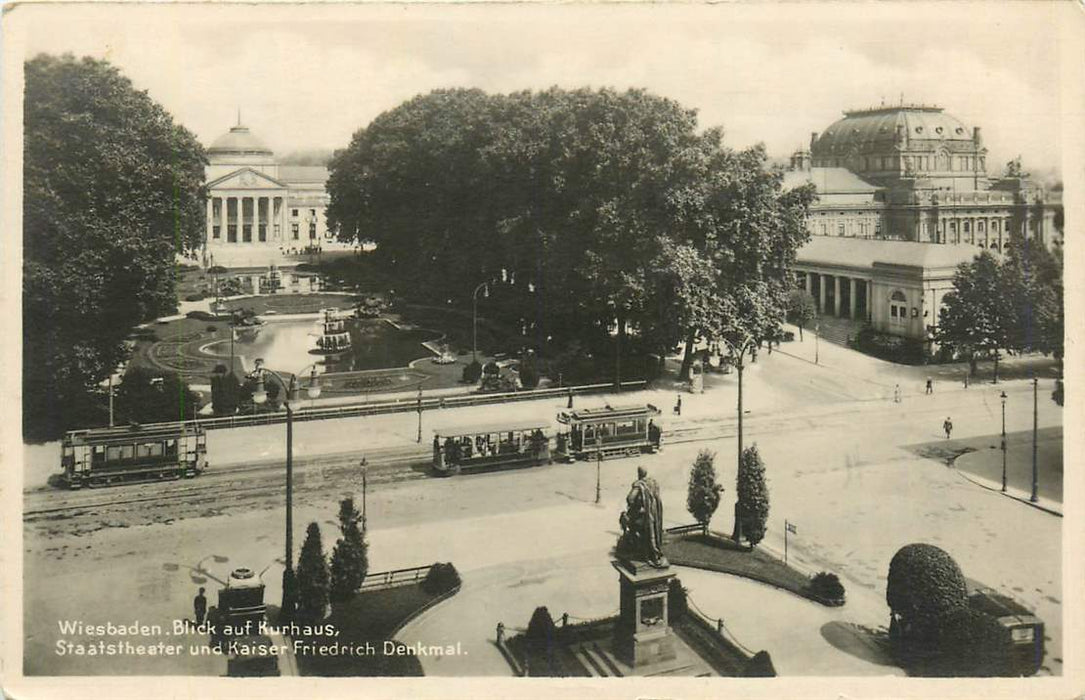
610,558,702,674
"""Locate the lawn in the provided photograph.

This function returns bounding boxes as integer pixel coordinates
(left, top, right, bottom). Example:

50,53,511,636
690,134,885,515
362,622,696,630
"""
222,293,356,316
663,533,827,605
293,583,440,676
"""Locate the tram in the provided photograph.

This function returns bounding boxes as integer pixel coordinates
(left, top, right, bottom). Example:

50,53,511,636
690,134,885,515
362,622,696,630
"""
60,423,208,489
432,420,551,475
555,404,662,461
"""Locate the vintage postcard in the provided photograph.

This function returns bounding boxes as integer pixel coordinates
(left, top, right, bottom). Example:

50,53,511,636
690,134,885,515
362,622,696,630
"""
1,2,1081,698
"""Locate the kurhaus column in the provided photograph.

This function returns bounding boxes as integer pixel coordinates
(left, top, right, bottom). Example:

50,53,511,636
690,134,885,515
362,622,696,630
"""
818,273,827,314
804,270,813,296
833,276,841,317
849,278,858,320
866,280,873,322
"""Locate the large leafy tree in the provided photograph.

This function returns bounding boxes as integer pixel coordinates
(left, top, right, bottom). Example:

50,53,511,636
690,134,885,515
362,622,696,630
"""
936,251,1015,379
24,54,206,440
113,367,199,425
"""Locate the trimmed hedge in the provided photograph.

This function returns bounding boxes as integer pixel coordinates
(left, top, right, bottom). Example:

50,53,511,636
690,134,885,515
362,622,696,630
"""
461,361,482,384
809,571,845,604
936,606,1012,677
853,325,927,365
667,578,688,622
421,562,460,596
186,310,217,321
887,544,968,640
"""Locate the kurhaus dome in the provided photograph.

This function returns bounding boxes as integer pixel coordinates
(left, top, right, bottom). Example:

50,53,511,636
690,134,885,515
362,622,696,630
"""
813,105,975,157
207,124,274,157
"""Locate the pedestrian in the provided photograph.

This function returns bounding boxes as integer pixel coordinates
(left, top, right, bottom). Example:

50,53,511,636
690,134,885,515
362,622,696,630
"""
963,373,969,389
674,394,682,416
496,621,505,645
893,384,901,403
567,388,574,409
925,377,933,395
193,587,207,625
943,417,953,440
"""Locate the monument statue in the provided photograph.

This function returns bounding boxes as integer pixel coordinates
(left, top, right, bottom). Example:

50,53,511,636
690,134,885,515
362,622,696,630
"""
618,466,668,568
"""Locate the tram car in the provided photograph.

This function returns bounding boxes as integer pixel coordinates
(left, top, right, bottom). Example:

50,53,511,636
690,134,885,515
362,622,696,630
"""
432,420,551,475
60,422,208,489
555,404,662,461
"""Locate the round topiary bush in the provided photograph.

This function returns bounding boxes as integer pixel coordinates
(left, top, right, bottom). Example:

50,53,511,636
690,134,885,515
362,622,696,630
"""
421,562,461,596
935,606,1012,677
887,544,968,640
809,571,846,604
461,361,482,384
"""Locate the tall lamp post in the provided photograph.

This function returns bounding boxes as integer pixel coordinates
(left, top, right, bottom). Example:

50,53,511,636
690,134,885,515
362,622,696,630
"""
814,322,820,365
595,432,602,505
472,282,489,365
1000,391,1007,492
1031,376,1039,503
359,458,368,534
250,359,322,623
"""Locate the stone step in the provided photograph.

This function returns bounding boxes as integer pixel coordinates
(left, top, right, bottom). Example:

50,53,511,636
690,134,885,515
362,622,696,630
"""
592,642,625,677
573,646,605,677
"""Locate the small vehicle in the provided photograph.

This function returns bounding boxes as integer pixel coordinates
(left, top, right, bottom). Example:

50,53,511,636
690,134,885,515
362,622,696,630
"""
432,420,551,475
555,404,662,461
967,585,1045,676
210,567,278,677
60,423,208,489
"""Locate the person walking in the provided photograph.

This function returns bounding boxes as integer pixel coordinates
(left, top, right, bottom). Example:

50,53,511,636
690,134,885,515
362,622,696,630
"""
193,587,208,625
925,377,934,395
893,384,902,403
943,417,953,440
674,394,682,416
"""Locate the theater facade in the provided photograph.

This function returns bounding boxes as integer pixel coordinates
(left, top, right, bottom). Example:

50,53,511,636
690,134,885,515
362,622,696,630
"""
788,103,1062,342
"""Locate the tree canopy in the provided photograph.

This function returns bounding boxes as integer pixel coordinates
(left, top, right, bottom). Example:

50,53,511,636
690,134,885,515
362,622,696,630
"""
23,54,207,440
327,87,813,374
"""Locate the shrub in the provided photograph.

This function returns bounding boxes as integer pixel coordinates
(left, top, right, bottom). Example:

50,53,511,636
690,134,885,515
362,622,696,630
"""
208,265,228,274
935,606,1011,676
461,360,482,384
421,562,461,596
525,606,557,652
735,444,770,547
686,450,722,532
184,292,206,302
854,325,927,364
482,360,500,376
809,572,846,602
206,324,218,334
295,523,329,624
186,310,216,321
667,578,688,622
743,650,777,677
887,544,968,642
518,351,540,389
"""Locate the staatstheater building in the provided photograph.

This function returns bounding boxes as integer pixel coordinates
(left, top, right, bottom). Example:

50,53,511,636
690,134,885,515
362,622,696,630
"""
202,120,331,266
786,103,1062,342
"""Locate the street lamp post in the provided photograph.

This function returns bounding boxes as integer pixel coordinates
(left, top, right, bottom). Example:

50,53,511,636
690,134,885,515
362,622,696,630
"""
1031,376,1039,503
1000,391,1007,492
595,432,602,505
814,322,820,365
250,359,322,623
472,282,489,365
359,458,368,535
416,380,425,443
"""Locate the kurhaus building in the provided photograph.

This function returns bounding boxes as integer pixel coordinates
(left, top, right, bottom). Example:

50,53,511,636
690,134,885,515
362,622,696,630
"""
203,121,331,263
787,103,1062,342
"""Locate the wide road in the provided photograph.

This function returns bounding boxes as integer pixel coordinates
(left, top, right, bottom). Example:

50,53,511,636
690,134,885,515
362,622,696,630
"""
22,338,1064,676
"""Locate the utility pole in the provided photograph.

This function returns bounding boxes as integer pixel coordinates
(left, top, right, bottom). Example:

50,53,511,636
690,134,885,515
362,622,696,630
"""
1000,391,1007,492
416,381,424,443
108,374,115,428
1031,376,1039,502
595,433,602,505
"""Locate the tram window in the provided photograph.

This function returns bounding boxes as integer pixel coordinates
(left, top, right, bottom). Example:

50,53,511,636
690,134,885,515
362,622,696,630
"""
107,446,121,461
166,439,178,456
92,445,106,463
137,443,163,458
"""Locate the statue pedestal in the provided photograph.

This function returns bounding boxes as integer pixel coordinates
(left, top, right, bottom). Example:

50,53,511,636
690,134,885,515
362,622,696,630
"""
612,559,677,669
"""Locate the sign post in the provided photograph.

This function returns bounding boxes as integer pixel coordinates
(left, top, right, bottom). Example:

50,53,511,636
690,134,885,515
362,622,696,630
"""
785,520,797,565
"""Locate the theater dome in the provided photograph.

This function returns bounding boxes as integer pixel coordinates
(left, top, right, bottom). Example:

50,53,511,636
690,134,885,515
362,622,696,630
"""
813,105,975,157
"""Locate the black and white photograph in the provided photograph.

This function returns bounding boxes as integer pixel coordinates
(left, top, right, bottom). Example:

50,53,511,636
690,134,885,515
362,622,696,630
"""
1,2,1081,697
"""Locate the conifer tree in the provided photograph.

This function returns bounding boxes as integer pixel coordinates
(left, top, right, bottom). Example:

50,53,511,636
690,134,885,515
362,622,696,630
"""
329,498,368,602
686,450,723,534
736,444,770,547
296,522,329,623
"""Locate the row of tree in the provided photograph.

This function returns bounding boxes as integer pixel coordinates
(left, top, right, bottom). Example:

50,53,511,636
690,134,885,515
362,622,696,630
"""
686,446,769,547
23,54,207,441
327,87,815,379
937,237,1063,395
294,498,369,624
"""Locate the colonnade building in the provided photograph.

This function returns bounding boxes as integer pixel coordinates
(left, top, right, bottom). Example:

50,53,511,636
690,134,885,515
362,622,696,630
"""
787,103,1062,342
202,121,331,266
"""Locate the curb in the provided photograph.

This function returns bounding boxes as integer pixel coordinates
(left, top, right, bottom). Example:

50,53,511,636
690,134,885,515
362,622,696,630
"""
951,461,1063,517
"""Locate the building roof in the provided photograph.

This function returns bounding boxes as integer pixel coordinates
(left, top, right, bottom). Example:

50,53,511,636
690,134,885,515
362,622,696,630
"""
813,105,975,157
782,167,881,194
208,124,273,156
796,235,985,270
279,165,330,184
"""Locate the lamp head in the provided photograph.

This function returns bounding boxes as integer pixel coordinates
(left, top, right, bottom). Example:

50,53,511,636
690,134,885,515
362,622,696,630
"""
307,366,322,399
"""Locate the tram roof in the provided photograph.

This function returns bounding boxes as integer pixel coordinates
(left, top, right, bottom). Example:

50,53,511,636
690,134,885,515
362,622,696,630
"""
557,404,661,424
64,422,204,445
433,420,550,438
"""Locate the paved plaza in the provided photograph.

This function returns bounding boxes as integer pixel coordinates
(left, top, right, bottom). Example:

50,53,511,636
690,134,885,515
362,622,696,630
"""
23,331,1065,676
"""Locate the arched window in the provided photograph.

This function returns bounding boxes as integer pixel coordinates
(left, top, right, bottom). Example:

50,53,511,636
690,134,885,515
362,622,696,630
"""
891,290,907,302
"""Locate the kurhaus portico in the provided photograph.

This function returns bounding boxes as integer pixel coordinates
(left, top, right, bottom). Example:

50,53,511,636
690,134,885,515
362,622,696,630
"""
202,120,331,266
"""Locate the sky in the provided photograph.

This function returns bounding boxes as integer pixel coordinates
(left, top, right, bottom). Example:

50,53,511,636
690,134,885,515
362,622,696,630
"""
9,2,1076,175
